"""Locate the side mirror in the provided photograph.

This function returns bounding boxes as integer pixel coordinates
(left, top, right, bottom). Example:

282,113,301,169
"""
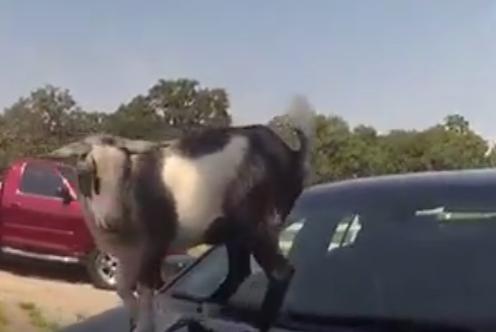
57,185,73,204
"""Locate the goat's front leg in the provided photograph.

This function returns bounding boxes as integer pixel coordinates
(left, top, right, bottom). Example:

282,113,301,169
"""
116,256,140,331
133,245,166,332
134,283,155,332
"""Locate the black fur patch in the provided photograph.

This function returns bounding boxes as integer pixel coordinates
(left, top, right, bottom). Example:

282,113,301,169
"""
202,217,243,245
132,149,177,237
131,148,179,287
175,128,231,158
245,125,304,218
226,125,302,211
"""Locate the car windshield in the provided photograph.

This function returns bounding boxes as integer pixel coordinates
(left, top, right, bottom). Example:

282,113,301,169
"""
170,177,496,327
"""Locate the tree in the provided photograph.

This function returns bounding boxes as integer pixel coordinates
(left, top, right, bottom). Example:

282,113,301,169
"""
443,114,469,134
107,79,231,140
380,129,427,173
70,111,110,138
301,112,494,183
310,114,352,181
312,119,387,181
106,95,170,140
2,83,494,184
485,143,496,167
0,85,91,161
420,121,490,170
353,125,377,141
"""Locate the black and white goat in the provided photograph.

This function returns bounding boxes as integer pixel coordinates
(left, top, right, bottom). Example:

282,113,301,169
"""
47,102,315,332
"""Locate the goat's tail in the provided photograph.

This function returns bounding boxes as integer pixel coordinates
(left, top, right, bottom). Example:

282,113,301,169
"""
284,95,316,181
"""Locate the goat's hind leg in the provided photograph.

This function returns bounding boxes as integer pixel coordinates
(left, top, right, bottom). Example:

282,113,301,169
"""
207,240,251,303
251,224,295,331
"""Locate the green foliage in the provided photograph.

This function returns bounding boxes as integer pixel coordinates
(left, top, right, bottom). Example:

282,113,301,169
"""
106,78,231,140
0,85,103,168
304,113,495,183
269,110,495,184
0,80,231,169
0,81,494,185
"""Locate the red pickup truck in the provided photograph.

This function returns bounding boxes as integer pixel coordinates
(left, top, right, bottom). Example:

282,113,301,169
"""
0,157,192,289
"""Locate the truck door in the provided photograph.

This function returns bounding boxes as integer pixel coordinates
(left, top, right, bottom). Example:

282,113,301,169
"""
1,161,81,256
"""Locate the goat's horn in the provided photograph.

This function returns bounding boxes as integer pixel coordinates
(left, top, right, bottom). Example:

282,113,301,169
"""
158,139,176,147
44,141,91,159
112,136,176,153
44,134,173,159
120,139,159,153
75,134,155,154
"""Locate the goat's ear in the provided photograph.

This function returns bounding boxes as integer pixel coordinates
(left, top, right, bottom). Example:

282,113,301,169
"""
118,139,158,154
43,141,91,159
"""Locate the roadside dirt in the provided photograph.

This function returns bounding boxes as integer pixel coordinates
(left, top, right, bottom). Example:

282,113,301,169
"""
0,246,209,332
0,257,120,331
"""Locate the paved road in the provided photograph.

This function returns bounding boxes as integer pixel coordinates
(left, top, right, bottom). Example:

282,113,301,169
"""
62,307,129,332
62,306,261,332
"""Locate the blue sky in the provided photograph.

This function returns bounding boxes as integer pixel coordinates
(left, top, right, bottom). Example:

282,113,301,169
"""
1,1,496,139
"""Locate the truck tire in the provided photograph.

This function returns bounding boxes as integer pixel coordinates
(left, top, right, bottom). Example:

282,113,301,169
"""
85,249,118,290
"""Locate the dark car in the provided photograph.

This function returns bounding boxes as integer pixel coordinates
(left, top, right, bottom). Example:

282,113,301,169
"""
64,168,496,331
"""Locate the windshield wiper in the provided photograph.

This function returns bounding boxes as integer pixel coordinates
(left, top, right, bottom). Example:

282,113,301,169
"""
286,313,476,332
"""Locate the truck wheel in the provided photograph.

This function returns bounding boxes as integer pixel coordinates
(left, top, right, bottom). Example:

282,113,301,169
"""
86,249,118,290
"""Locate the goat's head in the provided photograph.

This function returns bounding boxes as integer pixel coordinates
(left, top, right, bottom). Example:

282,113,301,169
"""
47,135,157,193
45,134,172,231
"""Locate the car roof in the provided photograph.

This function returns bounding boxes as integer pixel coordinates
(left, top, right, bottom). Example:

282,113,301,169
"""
298,168,496,208
310,168,496,191
13,157,74,169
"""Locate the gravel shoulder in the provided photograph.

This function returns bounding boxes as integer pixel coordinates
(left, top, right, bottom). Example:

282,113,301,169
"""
0,257,120,331
0,246,208,332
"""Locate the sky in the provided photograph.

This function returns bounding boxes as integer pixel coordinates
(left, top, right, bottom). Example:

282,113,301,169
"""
1,1,496,139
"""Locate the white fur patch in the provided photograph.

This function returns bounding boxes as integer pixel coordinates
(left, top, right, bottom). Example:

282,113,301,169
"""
163,135,249,249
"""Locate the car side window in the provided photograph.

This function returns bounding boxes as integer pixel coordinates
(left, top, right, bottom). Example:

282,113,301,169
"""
19,163,64,198
56,165,79,190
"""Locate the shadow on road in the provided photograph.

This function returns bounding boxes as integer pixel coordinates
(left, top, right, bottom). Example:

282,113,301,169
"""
61,308,128,332
0,254,92,286
0,253,196,288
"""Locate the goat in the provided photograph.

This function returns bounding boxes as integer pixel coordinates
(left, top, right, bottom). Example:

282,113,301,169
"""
46,102,315,332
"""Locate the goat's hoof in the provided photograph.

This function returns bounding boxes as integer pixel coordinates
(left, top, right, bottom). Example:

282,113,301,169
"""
129,318,136,332
131,325,153,332
131,317,155,332
205,284,235,304
205,291,229,305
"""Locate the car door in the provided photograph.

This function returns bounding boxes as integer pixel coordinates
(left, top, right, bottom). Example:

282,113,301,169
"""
1,160,81,256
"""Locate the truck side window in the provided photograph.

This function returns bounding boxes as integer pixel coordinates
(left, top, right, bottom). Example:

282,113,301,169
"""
20,163,64,198
57,165,78,190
